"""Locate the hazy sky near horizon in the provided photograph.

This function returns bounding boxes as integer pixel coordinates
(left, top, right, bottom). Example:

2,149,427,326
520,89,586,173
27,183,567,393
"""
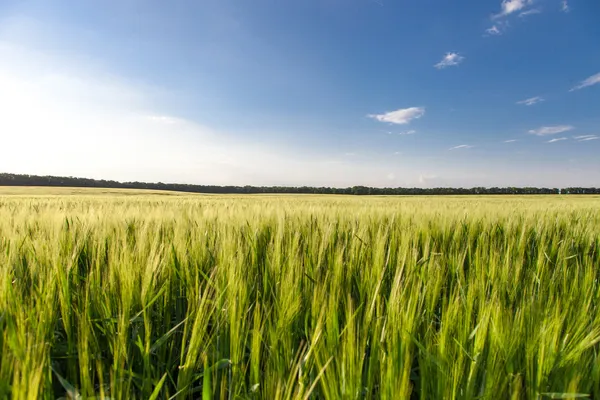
1,0,599,187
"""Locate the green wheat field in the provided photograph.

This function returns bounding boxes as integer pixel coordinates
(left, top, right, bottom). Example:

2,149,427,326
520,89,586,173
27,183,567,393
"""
1,188,599,399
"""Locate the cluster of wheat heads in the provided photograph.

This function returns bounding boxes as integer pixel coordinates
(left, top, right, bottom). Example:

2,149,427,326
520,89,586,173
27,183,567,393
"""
0,194,599,399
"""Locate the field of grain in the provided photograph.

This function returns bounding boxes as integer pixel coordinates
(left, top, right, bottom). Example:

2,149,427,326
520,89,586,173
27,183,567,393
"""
0,192,599,399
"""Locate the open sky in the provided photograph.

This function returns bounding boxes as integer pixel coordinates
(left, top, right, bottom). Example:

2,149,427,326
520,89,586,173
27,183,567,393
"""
1,0,599,188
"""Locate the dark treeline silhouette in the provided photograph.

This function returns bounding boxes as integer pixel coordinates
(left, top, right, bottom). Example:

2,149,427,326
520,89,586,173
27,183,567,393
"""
1,172,599,195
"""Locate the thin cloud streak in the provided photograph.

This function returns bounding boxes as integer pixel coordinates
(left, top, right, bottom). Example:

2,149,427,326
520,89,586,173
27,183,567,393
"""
383,130,417,135
574,135,596,140
519,9,541,17
448,145,474,150
504,139,518,143
575,135,599,142
369,107,425,125
517,96,544,106
528,125,574,136
398,130,417,135
570,72,600,91
547,137,567,143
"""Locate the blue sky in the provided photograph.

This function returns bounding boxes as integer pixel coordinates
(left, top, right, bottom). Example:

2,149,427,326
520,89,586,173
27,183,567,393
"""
0,0,599,187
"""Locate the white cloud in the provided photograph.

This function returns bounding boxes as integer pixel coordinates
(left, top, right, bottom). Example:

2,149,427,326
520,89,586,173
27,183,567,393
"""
570,72,600,91
382,129,416,135
484,21,511,36
486,25,502,35
574,135,599,142
435,53,465,69
369,107,425,125
547,137,567,143
561,0,569,12
504,139,518,143
519,9,541,17
494,0,533,18
393,151,402,155
516,96,544,106
574,135,595,140
449,145,474,150
528,125,574,136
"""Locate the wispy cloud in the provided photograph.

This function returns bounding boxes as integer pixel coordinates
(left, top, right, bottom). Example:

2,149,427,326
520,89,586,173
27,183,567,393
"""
516,96,544,106
561,0,569,12
484,20,510,36
449,144,474,150
369,107,425,125
574,135,595,140
435,53,465,69
574,135,599,142
570,72,600,91
344,152,356,156
528,125,574,136
382,129,416,135
547,137,567,143
494,0,533,18
486,25,502,35
504,139,518,143
519,8,541,17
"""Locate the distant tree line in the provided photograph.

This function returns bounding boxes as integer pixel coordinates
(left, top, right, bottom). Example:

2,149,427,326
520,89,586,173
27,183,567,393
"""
1,173,599,195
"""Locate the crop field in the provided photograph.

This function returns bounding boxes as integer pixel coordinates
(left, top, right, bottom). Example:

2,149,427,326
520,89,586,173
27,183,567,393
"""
0,191,599,399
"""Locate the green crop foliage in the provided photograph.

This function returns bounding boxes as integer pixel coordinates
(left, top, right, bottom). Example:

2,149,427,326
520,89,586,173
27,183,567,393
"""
0,193,599,399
